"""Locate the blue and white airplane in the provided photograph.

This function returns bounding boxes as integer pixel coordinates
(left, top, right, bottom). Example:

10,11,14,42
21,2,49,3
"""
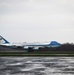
0,35,61,49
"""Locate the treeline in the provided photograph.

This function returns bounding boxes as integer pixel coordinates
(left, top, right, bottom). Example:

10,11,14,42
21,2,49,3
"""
28,43,74,53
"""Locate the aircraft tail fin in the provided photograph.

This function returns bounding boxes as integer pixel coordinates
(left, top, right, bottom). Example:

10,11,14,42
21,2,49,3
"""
0,35,10,45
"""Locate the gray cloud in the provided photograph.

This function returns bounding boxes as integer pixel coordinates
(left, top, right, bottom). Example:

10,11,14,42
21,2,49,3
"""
0,0,74,43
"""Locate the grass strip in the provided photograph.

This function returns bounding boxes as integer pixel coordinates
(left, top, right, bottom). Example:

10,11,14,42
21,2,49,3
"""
0,52,74,57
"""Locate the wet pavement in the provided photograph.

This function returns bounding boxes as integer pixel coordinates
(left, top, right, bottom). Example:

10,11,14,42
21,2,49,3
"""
0,57,74,75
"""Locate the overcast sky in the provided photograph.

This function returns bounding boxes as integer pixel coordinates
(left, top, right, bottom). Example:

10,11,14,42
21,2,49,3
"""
0,0,74,43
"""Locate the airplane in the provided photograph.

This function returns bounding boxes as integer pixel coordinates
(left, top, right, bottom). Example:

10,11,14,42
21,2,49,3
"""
0,35,61,50
23,41,61,50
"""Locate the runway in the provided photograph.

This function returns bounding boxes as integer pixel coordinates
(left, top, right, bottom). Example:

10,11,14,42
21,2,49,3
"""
0,57,74,75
